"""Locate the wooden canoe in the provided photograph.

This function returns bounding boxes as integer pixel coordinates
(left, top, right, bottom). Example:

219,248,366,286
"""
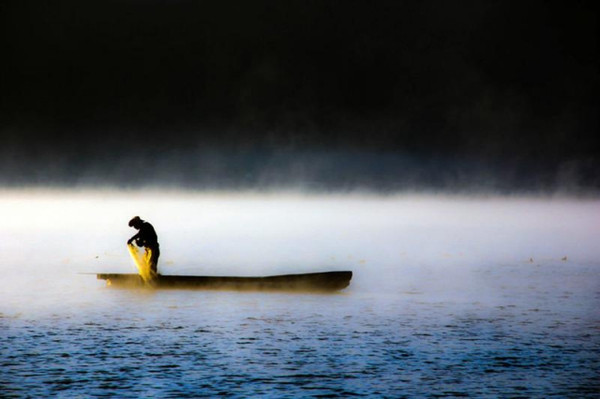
97,271,352,292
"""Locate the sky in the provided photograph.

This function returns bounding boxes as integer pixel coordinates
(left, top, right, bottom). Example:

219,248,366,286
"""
1,0,598,192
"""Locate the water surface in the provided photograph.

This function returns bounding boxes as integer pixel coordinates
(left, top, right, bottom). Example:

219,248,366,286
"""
1,191,599,397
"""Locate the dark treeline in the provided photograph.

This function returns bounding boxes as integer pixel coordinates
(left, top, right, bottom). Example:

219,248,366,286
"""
1,0,598,191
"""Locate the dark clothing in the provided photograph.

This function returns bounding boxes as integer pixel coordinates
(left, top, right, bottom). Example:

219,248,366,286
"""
128,221,160,274
145,244,160,275
129,221,159,248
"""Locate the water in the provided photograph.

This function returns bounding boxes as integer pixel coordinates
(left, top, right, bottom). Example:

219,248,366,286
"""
1,191,599,397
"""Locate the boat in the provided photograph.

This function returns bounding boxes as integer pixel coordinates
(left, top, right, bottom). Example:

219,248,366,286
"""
96,271,353,292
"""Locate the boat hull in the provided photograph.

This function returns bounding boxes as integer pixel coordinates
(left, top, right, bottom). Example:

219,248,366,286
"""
97,271,352,292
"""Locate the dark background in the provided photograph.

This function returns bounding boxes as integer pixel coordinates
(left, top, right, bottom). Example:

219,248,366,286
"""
1,0,598,192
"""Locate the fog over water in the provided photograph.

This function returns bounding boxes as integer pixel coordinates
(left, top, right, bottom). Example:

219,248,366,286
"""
2,1,598,194
2,1,598,395
2,190,598,291
1,190,599,396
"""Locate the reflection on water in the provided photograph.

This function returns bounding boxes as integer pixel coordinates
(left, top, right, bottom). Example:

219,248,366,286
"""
1,191,599,397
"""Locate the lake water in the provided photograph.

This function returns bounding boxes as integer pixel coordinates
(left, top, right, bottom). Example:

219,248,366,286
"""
1,190,599,397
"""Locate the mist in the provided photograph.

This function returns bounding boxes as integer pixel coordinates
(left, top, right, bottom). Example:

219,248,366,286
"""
2,189,599,396
1,1,598,195
2,2,599,395
1,143,598,196
1,189,598,314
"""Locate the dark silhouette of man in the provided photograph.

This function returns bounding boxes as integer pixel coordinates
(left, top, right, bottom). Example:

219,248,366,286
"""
127,216,160,275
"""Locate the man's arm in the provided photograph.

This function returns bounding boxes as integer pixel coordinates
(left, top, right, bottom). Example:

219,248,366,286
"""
127,232,140,245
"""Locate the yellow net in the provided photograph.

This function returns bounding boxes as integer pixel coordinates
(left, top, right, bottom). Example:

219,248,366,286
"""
127,243,157,285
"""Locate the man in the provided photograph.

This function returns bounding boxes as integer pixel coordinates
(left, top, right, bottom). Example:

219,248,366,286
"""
127,216,160,275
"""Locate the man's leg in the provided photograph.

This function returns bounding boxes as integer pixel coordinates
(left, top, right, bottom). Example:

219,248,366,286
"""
148,246,160,275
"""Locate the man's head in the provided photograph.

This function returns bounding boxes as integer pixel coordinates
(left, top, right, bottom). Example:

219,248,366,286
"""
128,216,143,229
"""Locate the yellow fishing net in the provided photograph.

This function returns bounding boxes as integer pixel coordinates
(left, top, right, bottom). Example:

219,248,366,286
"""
127,243,157,284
